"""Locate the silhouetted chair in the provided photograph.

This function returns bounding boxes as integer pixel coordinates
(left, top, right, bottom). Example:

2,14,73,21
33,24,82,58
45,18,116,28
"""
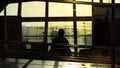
30,43,48,53
49,43,72,56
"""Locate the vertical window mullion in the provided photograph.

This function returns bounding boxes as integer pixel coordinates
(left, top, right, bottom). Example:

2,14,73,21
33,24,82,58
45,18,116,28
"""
73,0,78,56
18,1,22,16
4,4,8,49
92,0,94,46
18,1,22,41
44,1,49,42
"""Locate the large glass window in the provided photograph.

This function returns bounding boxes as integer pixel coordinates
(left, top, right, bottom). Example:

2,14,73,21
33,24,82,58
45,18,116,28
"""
48,21,74,44
22,1,45,17
77,21,92,45
49,2,73,17
76,4,92,16
22,22,45,42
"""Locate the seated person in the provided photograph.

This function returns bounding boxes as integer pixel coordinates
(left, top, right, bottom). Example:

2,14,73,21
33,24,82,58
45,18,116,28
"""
49,29,72,56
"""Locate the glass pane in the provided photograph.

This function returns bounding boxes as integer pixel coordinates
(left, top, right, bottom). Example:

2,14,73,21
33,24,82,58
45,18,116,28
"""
94,7,112,23
77,21,92,45
22,22,45,42
76,0,92,2
103,0,111,3
0,10,4,16
6,3,18,16
115,0,120,3
22,1,45,17
49,2,73,17
76,4,92,16
115,7,120,22
48,21,74,44
93,0,100,2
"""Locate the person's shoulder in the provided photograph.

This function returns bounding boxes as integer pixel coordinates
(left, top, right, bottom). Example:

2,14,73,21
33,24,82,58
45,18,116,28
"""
63,38,69,42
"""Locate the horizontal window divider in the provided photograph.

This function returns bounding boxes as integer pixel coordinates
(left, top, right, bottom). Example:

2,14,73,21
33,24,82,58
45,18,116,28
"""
22,17,45,22
22,17,92,22
76,17,92,21
93,3,113,7
0,16,20,21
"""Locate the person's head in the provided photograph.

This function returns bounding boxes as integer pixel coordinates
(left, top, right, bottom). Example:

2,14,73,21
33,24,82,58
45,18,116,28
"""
58,29,65,37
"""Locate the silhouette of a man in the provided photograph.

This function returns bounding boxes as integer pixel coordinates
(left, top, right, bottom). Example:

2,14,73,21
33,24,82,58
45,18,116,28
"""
50,29,72,56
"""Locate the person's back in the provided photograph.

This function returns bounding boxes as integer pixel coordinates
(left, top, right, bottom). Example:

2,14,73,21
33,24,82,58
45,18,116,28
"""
49,29,72,56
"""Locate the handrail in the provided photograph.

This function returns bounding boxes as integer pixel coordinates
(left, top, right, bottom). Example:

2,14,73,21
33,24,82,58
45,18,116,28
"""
0,41,91,48
0,40,114,50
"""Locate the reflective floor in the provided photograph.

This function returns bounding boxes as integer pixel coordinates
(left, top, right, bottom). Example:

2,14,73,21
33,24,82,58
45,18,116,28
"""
0,58,111,68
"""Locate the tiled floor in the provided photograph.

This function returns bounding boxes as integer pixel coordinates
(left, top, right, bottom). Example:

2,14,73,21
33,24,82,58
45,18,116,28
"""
0,58,111,68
